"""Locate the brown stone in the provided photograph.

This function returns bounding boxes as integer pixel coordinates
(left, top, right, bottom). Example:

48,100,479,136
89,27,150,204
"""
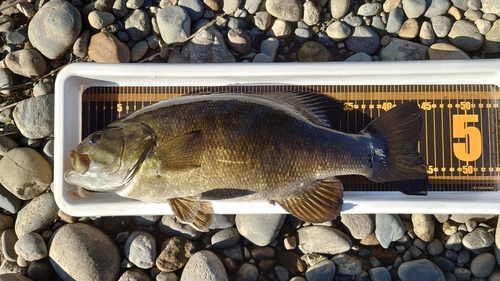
156,236,197,272
360,232,380,246
398,18,420,39
369,247,397,266
275,250,307,276
88,32,130,63
429,43,470,60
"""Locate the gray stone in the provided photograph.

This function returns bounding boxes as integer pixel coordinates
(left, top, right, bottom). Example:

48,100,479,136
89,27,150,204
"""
358,3,382,16
468,0,481,10
0,70,13,95
402,0,426,18
209,215,235,229
480,0,500,15
15,193,58,238
130,40,148,61
158,215,201,239
124,9,151,41
431,256,454,272
251,246,274,260
424,0,451,17
13,94,53,139
234,263,258,281
371,16,386,34
454,267,471,280
168,20,235,63
14,233,47,262
157,6,191,44
457,249,470,264
88,11,115,29
379,38,429,60
419,21,435,45
412,214,435,242
113,0,129,17
5,49,46,78
222,0,241,14
49,223,120,281
72,29,91,58
462,227,494,254
0,185,21,214
426,239,444,256
274,266,289,281
297,226,351,255
303,1,320,26
0,15,14,32
156,236,196,272
475,18,492,35
2,229,18,262
211,227,240,249
244,0,262,14
398,259,445,281
448,20,484,51
0,137,16,158
27,0,81,59
126,0,144,9
156,272,179,281
227,17,248,30
178,0,203,20
369,267,391,281
484,20,500,53
32,82,52,97
326,21,351,42
343,15,363,27
125,231,156,269
331,254,362,275
228,28,251,55
431,15,453,37
305,260,335,281
449,214,496,223
252,54,273,62
27,259,54,281
470,252,495,278
180,250,228,281
329,0,350,19
253,11,271,30
374,214,405,249
464,8,482,20
260,37,279,60
118,268,150,281
386,8,404,33
132,215,160,226
295,27,312,42
344,26,380,55
429,42,470,59
266,0,301,22
223,244,243,261
0,148,52,201
235,214,284,246
445,232,463,251
266,19,292,38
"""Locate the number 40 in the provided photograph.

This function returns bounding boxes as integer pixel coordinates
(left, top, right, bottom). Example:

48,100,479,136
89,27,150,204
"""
453,115,482,162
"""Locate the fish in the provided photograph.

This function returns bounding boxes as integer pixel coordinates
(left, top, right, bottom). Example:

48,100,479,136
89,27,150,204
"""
64,91,429,231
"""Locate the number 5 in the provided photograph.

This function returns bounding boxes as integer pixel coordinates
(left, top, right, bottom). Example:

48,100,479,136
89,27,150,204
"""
453,115,482,162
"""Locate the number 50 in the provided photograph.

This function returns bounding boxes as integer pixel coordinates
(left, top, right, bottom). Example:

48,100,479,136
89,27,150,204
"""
453,115,482,162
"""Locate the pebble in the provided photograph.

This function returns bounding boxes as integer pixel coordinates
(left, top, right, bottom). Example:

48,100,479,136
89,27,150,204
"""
344,26,380,55
180,250,229,281
329,0,350,19
464,8,482,20
343,15,363,27
358,3,382,16
0,69,13,95
402,0,426,18
398,18,419,39
211,227,240,249
331,253,362,275
14,233,47,262
33,82,52,97
462,227,494,254
0,274,32,281
157,6,191,45
297,226,351,255
484,20,500,53
156,272,179,281
379,38,429,60
412,214,435,242
28,259,54,281
253,53,273,62
398,259,445,281
227,17,248,30
2,229,18,262
88,11,115,29
297,41,332,62
340,214,374,240
235,214,285,247
267,19,291,38
72,29,91,58
88,32,131,62
124,9,151,41
158,215,201,239
0,136,17,157
103,217,132,235
178,0,203,20
434,214,450,223
475,18,491,34
113,0,129,17
260,37,279,60
130,40,148,61
432,256,455,272
454,267,471,280
253,11,271,31
124,231,156,269
369,267,391,281
425,0,451,17
126,0,145,9
419,21,435,45
481,0,500,14
470,252,495,278
447,20,484,51
431,15,453,38
14,192,58,238
0,15,14,32
118,268,151,281
222,0,241,14
49,223,120,281
13,94,53,139
5,49,46,78
244,0,262,14
227,28,251,55
375,214,405,249
265,0,301,22
234,263,258,281
294,28,312,42
427,239,444,256
326,21,352,42
0,148,52,200
429,42,470,59
305,260,335,281
445,232,463,251
457,249,471,264
303,1,320,26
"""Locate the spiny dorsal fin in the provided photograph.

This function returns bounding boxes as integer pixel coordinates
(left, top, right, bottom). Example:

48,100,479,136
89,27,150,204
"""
273,178,344,223
153,130,203,172
168,196,201,224
190,201,213,232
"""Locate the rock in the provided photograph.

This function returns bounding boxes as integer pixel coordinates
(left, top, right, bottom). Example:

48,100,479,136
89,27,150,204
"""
118,268,151,281
222,0,241,13
464,8,482,20
124,231,156,269
209,215,235,230
426,239,444,256
0,148,52,200
72,29,91,58
275,250,306,276
156,236,196,272
424,0,451,17
260,37,279,60
484,20,500,53
384,0,402,12
449,214,495,223
159,215,201,239
303,1,320,26
224,244,243,261
379,38,429,60
130,40,148,61
0,69,13,95
2,229,18,262
244,0,262,14
253,11,271,30
386,8,404,33
412,214,435,242
14,192,58,238
419,21,435,45
265,0,301,22
235,214,284,246
345,52,372,61
375,214,405,249
454,267,471,280
295,27,312,42
157,6,191,44
398,18,419,39
470,252,495,278
305,260,335,281
32,82,52,97
5,49,46,78
475,18,492,35
431,256,454,272
180,250,228,281
0,185,21,214
369,267,391,281
267,19,291,38
341,214,375,240
445,232,463,251
253,53,273,62
0,136,17,157
88,32,131,62
211,227,240,249
178,0,203,20
480,0,500,15
0,274,32,281
49,223,120,281
168,20,235,63
251,246,275,260
0,15,14,32
298,41,332,62
429,42,470,59
113,0,129,17
398,259,445,281
103,217,132,235
344,26,380,55
462,227,494,254
27,259,54,281
14,233,47,262
431,15,452,38
227,28,251,55
331,254,362,275
457,249,470,265
402,0,426,18
329,0,350,19
124,9,151,41
13,94,53,139
297,226,351,255
448,20,484,51
133,215,160,226
325,21,351,42
234,263,258,281
126,0,145,9
88,11,115,29
358,3,382,16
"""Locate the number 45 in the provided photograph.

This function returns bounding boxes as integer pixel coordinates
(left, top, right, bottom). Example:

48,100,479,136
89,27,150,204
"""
453,115,482,162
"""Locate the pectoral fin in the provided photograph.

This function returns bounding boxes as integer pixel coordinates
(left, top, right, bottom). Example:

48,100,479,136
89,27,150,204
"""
272,178,344,223
154,130,203,172
190,201,213,232
168,196,201,224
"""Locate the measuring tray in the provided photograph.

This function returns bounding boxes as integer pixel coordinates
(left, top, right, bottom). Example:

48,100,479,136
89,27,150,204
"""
54,60,500,217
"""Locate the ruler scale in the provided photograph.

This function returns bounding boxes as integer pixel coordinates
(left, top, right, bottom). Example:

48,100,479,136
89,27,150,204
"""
81,84,500,193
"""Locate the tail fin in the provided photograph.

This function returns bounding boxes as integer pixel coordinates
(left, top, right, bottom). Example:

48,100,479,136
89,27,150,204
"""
364,102,428,195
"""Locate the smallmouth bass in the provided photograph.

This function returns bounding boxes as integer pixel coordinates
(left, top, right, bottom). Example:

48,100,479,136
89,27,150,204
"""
64,91,428,231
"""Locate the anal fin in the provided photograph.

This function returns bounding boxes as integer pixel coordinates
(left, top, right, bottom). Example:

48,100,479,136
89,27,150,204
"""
190,201,213,232
272,178,344,223
168,196,201,224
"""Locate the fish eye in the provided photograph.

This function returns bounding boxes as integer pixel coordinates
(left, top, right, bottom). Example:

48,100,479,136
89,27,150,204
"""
88,132,101,145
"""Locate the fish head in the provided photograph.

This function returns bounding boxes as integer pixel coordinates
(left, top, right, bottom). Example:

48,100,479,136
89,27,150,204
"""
64,122,155,192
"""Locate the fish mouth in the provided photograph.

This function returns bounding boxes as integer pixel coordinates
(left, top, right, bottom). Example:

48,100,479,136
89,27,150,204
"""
69,150,90,174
